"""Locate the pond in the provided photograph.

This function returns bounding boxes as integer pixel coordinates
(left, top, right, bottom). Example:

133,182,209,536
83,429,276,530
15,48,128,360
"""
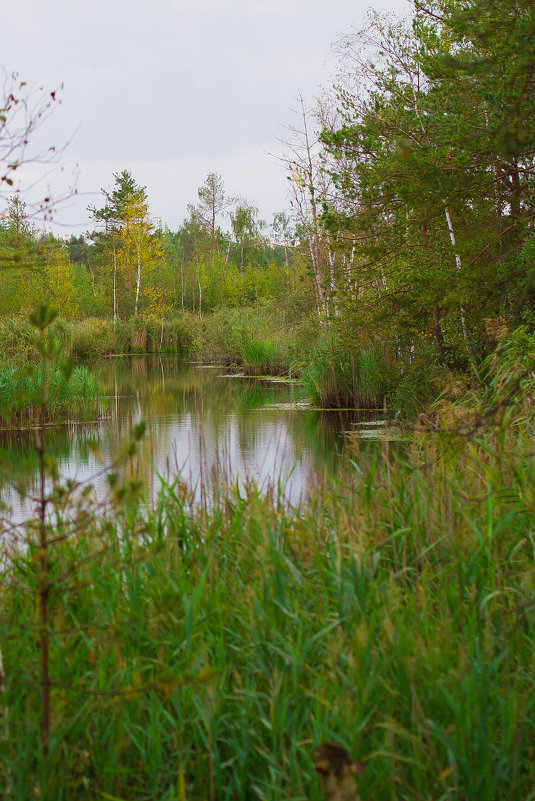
0,357,391,522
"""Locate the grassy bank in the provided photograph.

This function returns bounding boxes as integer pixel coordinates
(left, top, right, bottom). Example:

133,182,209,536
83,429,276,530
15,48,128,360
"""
1,310,529,420
2,401,535,799
0,363,101,427
0,307,308,376
0,314,202,365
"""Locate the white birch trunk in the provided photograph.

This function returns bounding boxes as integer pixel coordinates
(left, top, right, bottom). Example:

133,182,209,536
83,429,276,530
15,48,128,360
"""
444,204,470,349
134,240,141,317
328,248,339,316
113,244,117,323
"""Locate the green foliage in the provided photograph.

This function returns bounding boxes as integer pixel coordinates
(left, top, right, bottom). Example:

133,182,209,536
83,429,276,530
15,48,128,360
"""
237,333,278,375
500,325,535,366
201,306,297,376
300,337,395,408
70,317,118,359
161,312,203,355
318,0,535,370
0,317,37,364
0,358,101,426
0,311,99,423
69,314,203,360
389,359,442,419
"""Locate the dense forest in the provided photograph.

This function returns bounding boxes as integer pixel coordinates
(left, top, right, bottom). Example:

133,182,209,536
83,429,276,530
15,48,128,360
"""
2,0,534,413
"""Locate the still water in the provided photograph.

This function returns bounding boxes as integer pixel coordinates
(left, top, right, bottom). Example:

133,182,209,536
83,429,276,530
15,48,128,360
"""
1,357,368,522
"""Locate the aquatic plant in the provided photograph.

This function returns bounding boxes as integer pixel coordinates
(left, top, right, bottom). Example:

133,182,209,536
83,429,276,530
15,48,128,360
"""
0,363,101,426
300,338,393,408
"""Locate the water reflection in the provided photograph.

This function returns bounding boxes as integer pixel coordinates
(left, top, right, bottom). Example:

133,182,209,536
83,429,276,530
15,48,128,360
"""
1,357,357,521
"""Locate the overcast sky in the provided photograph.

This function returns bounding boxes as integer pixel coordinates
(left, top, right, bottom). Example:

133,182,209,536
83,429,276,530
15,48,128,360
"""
3,0,409,235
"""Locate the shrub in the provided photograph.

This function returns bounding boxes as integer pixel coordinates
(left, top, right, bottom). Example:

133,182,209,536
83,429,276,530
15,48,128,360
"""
71,318,116,359
201,306,295,375
167,312,203,355
390,360,442,419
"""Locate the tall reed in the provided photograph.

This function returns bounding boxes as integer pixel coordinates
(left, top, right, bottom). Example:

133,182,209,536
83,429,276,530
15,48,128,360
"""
0,363,101,426
300,338,393,408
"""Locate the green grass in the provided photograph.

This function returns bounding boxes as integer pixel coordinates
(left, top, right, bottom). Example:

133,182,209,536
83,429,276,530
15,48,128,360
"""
300,339,395,409
2,410,535,799
201,306,297,376
0,363,101,426
70,314,203,360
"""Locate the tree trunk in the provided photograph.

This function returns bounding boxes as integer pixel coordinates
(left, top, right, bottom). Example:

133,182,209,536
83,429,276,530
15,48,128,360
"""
443,204,470,353
134,239,141,316
300,96,326,321
421,218,447,364
113,244,117,323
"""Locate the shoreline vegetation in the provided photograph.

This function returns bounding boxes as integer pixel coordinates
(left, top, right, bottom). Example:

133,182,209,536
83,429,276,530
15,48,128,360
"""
0,309,444,421
0,362,101,428
0,306,533,429
2,303,535,799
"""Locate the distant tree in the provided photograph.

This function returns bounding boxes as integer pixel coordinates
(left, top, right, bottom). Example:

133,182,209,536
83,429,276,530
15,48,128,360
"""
188,172,233,265
66,234,91,267
43,236,77,318
271,211,295,267
88,170,154,320
0,196,48,314
117,192,162,317
230,200,265,272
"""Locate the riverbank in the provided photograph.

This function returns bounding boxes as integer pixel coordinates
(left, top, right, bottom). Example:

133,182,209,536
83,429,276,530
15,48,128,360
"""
2,399,534,799
0,308,443,417
2,306,533,423
0,363,101,428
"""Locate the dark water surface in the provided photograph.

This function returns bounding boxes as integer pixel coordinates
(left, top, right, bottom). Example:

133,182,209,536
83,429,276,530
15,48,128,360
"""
1,357,372,522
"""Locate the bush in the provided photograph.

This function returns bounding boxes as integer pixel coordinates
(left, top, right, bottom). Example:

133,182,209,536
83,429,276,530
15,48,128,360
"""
71,318,117,359
0,317,72,366
162,313,203,355
390,360,442,419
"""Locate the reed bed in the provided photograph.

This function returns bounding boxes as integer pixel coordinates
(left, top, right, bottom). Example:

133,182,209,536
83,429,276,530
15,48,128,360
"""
70,315,202,360
0,363,101,426
300,340,392,408
2,411,535,800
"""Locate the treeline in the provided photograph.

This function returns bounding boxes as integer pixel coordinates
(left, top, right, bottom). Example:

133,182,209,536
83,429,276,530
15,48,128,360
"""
0,171,313,324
